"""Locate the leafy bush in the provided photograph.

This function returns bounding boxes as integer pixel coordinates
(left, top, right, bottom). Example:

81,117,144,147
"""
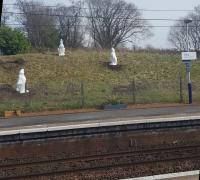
0,26,31,55
104,95,122,105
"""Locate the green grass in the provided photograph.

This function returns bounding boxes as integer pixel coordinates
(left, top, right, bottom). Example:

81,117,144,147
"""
0,50,200,113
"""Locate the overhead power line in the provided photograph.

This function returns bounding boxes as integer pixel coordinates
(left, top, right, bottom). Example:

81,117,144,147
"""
2,11,198,22
2,3,195,12
4,23,198,28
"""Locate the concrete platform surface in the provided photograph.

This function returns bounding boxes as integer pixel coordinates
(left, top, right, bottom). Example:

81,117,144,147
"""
1,104,200,130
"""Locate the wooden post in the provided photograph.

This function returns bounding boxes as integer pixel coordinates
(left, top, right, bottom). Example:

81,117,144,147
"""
132,79,136,104
179,73,183,103
81,81,85,107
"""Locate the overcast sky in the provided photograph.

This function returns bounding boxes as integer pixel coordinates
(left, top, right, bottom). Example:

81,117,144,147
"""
3,0,200,49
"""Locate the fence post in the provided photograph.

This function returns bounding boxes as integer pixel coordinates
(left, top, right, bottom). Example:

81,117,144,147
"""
179,73,183,103
132,79,136,104
81,81,85,107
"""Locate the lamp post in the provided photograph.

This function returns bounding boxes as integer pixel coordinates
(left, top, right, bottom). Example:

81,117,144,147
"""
184,19,192,51
184,19,193,104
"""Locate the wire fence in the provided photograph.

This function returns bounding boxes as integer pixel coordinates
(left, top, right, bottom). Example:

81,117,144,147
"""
0,74,198,114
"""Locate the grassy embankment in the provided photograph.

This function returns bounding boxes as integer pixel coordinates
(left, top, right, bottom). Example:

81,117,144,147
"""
0,50,199,113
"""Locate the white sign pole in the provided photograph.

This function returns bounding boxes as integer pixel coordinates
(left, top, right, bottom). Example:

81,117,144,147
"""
184,19,193,104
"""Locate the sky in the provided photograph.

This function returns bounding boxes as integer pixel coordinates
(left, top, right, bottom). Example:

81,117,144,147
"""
3,0,200,49
127,0,200,48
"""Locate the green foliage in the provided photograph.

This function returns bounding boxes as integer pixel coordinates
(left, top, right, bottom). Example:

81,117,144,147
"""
105,95,121,105
0,26,31,55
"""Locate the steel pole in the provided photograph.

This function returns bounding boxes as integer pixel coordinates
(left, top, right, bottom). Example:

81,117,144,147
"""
188,71,192,104
186,22,192,104
187,24,189,52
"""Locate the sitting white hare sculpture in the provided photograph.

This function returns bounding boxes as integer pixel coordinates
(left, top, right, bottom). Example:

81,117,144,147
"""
109,47,117,65
16,68,26,94
58,39,65,56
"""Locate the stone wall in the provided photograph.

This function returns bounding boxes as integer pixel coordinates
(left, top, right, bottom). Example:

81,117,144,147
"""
1,126,200,179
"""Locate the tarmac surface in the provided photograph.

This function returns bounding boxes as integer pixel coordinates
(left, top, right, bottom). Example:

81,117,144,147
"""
1,104,200,130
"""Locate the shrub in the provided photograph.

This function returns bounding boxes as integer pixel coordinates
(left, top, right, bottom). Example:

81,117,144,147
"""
0,26,31,55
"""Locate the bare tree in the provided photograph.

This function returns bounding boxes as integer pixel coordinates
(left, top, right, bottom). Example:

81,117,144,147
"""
168,21,188,51
1,7,12,25
168,5,200,51
16,0,59,49
56,1,84,48
85,0,151,49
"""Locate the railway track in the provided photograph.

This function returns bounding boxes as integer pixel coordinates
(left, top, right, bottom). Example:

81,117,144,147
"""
1,144,200,179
